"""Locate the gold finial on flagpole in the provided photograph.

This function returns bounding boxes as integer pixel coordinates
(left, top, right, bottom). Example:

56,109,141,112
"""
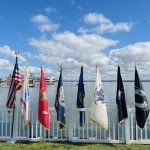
96,62,98,68
134,56,137,69
15,51,19,57
40,64,43,70
60,62,63,69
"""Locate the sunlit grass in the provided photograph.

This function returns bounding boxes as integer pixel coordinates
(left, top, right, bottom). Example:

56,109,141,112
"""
0,141,150,150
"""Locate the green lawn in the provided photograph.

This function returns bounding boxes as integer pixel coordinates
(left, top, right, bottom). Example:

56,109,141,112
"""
0,141,150,150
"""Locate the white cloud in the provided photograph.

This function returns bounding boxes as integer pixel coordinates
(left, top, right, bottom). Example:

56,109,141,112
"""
32,14,59,33
29,31,118,67
9,40,150,80
28,31,119,80
45,7,56,13
79,13,133,34
0,45,26,63
110,42,150,63
0,59,13,69
109,42,150,79
0,59,14,76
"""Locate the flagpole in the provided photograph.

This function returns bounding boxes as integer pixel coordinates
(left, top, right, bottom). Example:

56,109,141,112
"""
11,101,16,139
10,51,19,143
134,59,137,140
29,121,32,138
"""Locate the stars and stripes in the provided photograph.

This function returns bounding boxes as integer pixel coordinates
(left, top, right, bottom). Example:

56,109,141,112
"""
6,55,22,110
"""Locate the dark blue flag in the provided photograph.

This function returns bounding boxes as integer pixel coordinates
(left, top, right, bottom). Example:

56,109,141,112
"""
116,66,128,124
55,67,66,130
135,66,149,129
76,66,85,126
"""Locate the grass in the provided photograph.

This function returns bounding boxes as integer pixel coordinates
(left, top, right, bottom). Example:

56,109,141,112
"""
0,141,150,150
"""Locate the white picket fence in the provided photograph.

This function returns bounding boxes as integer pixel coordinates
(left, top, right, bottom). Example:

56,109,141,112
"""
0,106,150,144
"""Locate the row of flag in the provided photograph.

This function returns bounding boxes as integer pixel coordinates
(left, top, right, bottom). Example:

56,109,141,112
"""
5,54,150,132
116,66,149,129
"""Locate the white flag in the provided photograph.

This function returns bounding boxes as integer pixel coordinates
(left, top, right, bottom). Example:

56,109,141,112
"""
20,65,30,128
90,64,108,130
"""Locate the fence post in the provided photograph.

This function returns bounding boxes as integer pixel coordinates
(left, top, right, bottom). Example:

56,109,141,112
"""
125,106,130,144
68,107,73,141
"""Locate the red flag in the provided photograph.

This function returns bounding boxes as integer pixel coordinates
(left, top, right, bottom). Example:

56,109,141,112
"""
38,66,50,130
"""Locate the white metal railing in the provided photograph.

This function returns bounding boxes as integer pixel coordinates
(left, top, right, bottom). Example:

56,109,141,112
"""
71,108,125,143
0,106,150,144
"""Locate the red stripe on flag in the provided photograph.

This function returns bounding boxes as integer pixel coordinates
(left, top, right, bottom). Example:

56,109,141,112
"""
20,98,26,111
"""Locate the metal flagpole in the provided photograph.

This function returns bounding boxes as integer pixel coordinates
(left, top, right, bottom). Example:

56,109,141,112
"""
29,121,32,138
11,102,15,138
8,52,19,144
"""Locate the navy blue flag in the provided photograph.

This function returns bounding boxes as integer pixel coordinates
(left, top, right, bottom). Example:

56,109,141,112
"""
135,66,149,129
76,66,85,126
55,67,66,130
116,66,128,124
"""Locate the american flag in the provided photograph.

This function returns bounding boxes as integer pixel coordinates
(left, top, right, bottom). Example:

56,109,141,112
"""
6,56,22,110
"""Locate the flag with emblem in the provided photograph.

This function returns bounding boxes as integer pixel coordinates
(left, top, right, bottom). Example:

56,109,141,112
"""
6,54,23,110
55,67,66,130
20,65,30,128
38,66,50,130
116,66,128,124
135,66,149,129
90,64,108,130
76,65,85,126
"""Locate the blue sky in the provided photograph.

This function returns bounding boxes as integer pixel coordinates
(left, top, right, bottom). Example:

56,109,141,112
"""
0,0,150,79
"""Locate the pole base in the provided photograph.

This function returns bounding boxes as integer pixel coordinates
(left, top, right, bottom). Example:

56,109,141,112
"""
7,139,16,144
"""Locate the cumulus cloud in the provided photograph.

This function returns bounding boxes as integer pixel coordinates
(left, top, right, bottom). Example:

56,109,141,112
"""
0,45,26,63
28,31,119,80
109,42,150,79
78,13,133,34
110,42,150,64
32,14,59,33
29,31,118,67
0,59,13,69
0,59,14,76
